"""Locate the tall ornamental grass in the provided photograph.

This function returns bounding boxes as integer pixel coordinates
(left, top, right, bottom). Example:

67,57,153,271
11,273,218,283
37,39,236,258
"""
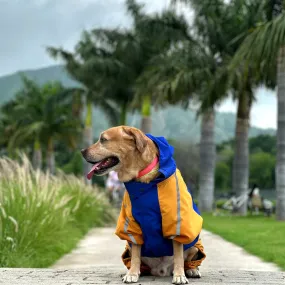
0,155,115,267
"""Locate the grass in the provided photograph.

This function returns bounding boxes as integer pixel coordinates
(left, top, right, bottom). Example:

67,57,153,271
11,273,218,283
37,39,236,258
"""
202,213,285,270
0,155,115,268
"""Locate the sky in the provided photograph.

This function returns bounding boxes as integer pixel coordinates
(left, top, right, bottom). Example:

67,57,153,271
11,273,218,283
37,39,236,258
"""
0,0,277,129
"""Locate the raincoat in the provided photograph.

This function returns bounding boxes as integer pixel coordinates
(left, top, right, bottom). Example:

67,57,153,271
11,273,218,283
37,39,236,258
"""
115,134,206,272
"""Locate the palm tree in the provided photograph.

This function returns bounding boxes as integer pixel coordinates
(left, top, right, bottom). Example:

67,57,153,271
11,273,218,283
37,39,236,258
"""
3,77,82,174
41,82,82,174
172,0,266,215
198,108,216,211
47,41,120,183
2,77,45,168
125,0,190,133
231,1,285,220
0,99,21,157
48,0,190,137
137,35,224,211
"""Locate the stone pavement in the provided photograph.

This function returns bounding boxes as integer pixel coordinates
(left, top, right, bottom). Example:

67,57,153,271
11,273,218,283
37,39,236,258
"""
0,267,284,285
53,228,280,272
0,228,283,284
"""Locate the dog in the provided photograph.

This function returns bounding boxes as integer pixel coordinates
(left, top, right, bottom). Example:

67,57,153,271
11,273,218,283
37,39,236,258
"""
81,126,206,284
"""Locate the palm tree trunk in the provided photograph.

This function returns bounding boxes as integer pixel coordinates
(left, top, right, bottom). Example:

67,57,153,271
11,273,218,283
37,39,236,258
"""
140,95,151,133
46,137,55,174
83,99,93,185
276,46,285,221
120,102,128,125
72,91,83,118
198,108,216,212
32,139,42,170
232,91,251,215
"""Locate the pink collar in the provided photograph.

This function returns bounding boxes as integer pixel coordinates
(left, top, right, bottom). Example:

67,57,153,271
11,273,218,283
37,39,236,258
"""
137,157,159,178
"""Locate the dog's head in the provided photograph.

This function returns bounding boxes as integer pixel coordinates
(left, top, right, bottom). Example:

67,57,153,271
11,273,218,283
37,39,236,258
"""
81,126,152,181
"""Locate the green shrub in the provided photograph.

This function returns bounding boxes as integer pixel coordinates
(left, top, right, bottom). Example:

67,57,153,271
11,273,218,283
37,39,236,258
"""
249,152,275,188
0,155,115,268
215,199,228,209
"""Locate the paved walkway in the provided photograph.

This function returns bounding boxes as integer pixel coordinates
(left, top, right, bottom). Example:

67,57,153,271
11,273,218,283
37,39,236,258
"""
1,228,283,284
53,228,280,272
1,267,284,285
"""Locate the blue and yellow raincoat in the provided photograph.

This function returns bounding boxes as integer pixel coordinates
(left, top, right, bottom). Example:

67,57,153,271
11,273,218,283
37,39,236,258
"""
115,134,206,273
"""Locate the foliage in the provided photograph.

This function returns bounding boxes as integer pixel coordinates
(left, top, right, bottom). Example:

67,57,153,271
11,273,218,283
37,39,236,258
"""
168,0,268,111
0,74,275,144
0,77,82,152
203,214,285,270
249,134,277,155
217,135,276,190
170,140,200,193
231,2,285,88
249,152,275,188
0,155,115,267
47,0,192,128
215,162,231,191
0,0,280,184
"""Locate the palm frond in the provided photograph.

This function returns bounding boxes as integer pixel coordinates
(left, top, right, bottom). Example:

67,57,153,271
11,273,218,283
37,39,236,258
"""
126,0,144,22
8,122,44,150
97,100,120,126
231,11,285,88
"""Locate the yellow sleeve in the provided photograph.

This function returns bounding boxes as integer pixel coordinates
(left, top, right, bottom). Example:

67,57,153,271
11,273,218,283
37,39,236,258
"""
157,169,203,244
115,191,144,245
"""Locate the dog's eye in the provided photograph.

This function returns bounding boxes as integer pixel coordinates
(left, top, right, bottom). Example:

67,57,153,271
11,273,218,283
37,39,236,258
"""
100,136,108,143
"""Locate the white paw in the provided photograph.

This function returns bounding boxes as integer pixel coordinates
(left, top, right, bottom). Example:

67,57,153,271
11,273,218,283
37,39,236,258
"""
172,275,189,284
122,272,140,283
186,268,201,278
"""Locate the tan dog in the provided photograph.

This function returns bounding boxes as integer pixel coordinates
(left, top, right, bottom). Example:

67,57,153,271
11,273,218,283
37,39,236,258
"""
81,126,205,284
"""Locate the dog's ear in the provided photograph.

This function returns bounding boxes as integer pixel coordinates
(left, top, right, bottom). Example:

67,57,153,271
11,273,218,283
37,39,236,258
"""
122,127,147,153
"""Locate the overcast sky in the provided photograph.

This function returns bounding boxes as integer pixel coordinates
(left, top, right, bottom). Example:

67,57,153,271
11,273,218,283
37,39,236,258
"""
0,0,277,129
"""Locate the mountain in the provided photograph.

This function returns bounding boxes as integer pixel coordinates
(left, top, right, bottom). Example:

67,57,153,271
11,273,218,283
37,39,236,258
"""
0,65,276,143
0,65,77,105
94,107,275,143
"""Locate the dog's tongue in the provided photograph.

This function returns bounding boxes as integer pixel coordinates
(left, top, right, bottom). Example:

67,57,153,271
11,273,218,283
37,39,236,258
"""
87,162,101,180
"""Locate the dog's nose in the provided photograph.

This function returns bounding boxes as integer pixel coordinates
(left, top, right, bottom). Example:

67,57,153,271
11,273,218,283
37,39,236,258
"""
81,148,87,157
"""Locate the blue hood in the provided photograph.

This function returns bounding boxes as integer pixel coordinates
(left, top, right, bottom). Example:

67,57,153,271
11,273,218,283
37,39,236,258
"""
145,134,176,179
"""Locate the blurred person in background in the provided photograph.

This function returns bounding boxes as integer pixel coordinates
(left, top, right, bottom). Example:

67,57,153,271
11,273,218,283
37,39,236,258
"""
105,170,124,204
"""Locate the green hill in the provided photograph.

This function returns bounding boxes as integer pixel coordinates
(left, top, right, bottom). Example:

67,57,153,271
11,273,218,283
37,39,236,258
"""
0,65,276,143
0,65,77,105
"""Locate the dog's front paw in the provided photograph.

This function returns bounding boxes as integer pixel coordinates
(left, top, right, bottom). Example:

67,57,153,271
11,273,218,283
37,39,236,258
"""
186,268,201,278
172,275,189,284
122,272,140,283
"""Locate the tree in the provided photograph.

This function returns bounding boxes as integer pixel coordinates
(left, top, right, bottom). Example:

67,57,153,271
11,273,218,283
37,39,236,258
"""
250,152,275,189
140,0,265,212
48,0,190,138
171,140,200,192
173,0,267,215
137,30,222,212
232,0,285,219
47,35,121,183
125,0,191,133
1,77,82,174
1,77,44,168
42,82,82,174
249,134,277,155
0,99,22,157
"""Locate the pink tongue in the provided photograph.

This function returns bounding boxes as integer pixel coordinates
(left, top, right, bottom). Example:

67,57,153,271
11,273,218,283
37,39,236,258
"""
87,162,101,180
